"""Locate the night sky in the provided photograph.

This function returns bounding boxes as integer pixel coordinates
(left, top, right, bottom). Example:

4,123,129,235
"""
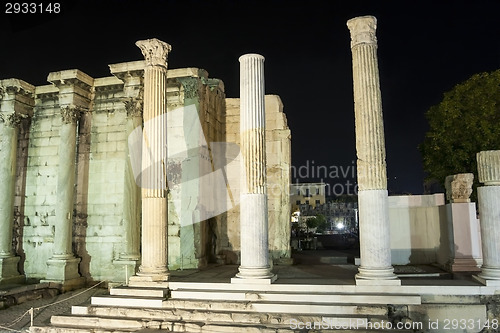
2,0,499,195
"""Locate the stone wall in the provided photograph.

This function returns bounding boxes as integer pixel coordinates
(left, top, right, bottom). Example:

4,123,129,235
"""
389,194,447,265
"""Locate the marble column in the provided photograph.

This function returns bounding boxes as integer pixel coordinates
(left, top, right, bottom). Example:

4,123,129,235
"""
129,39,171,286
43,70,93,290
475,150,500,286
0,79,34,284
232,54,276,284
347,16,399,284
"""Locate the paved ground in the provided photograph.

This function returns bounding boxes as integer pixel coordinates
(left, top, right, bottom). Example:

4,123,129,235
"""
0,248,484,332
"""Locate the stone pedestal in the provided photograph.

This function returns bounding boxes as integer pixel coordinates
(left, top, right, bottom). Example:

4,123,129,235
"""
0,79,35,284
474,151,500,286
446,203,482,272
232,54,276,284
347,16,399,285
0,256,23,284
129,38,171,288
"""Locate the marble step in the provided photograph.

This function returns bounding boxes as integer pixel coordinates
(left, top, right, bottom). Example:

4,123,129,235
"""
91,295,165,308
44,314,416,333
110,286,168,298
32,319,416,333
72,304,375,326
170,289,421,304
47,315,296,332
90,295,389,315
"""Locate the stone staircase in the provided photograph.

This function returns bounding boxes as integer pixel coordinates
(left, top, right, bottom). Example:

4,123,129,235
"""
29,283,422,332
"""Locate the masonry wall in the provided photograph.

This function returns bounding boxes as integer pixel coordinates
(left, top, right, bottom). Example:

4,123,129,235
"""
389,193,447,265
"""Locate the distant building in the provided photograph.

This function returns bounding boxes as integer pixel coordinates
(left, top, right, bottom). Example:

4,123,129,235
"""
300,201,358,234
290,182,326,211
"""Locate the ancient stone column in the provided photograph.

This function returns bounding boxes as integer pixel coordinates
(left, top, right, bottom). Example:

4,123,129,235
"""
44,106,84,287
44,70,93,290
475,150,500,286
0,79,34,284
347,16,399,284
232,54,276,284
129,39,171,286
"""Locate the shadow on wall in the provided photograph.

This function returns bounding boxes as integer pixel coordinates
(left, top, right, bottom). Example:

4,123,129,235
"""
14,118,32,276
73,111,91,280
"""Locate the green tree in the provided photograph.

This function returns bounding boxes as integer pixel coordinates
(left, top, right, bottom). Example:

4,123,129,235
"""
419,69,500,198
306,214,327,234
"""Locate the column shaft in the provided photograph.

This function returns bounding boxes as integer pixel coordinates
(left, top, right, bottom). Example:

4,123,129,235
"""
0,79,34,284
233,54,275,282
477,186,500,280
475,150,500,284
53,113,79,258
130,38,171,284
0,121,17,257
347,16,398,283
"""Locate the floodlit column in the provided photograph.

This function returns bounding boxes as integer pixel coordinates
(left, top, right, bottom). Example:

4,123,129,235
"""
44,70,93,289
347,16,399,284
0,79,34,284
129,38,171,285
54,106,82,258
44,106,85,287
475,150,500,286
0,114,21,258
232,54,276,283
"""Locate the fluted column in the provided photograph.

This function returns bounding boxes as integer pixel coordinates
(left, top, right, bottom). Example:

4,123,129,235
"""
129,38,171,286
347,16,399,284
475,150,500,286
0,79,34,284
232,54,276,284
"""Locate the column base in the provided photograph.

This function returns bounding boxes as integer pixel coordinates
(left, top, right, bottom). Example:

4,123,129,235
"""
128,272,169,288
448,258,482,272
473,274,500,287
355,267,400,286
231,266,277,284
42,257,84,291
476,267,500,280
0,256,25,285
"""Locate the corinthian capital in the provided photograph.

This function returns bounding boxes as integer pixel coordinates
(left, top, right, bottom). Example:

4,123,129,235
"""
347,15,377,48
136,38,172,67
0,112,27,128
60,105,83,124
124,96,143,118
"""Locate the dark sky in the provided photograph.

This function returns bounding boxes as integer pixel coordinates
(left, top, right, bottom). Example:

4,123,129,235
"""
2,0,499,195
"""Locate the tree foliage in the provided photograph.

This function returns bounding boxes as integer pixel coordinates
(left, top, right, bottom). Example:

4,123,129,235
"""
306,214,327,234
420,69,500,194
